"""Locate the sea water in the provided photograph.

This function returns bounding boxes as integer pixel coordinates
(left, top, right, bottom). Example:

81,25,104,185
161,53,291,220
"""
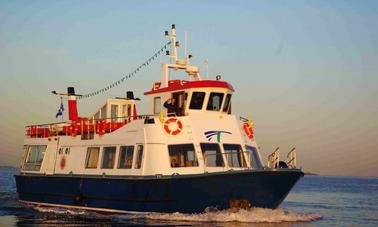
1,167,377,226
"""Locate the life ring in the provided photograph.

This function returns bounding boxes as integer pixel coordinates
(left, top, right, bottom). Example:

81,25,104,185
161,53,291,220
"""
164,118,183,136
60,156,66,169
243,122,254,139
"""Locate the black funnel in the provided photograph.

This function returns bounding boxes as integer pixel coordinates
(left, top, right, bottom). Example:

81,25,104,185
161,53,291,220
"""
126,91,134,100
67,87,75,96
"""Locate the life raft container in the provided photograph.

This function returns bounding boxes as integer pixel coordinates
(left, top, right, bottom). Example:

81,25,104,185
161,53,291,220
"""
164,118,183,136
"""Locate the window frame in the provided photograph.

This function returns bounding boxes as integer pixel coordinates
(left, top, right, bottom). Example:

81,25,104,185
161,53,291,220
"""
118,145,135,169
153,97,161,114
222,94,232,113
206,92,225,111
168,144,199,168
223,144,247,168
23,145,47,171
246,145,263,169
134,145,144,169
101,146,117,169
200,143,225,167
85,147,100,169
189,92,206,110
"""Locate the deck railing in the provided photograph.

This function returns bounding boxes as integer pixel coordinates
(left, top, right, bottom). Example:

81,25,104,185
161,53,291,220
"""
25,114,159,138
286,147,297,168
267,147,280,168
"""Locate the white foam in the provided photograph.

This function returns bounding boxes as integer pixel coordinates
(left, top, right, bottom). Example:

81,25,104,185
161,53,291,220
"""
33,206,88,216
33,206,322,224
143,207,322,223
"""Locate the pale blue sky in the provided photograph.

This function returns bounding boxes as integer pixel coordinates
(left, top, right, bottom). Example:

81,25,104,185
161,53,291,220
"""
0,0,377,176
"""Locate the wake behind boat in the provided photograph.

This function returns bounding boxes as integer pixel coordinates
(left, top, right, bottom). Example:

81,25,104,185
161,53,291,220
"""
15,25,303,213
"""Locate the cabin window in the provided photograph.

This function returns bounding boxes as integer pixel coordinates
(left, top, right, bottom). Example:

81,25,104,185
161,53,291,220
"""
222,94,232,112
246,146,263,168
85,147,100,169
118,146,134,169
122,104,127,118
101,105,107,119
135,145,144,169
168,144,199,168
207,92,224,111
154,97,161,114
94,112,100,120
189,92,206,110
200,143,224,167
101,146,116,169
23,145,47,171
223,144,247,168
111,105,118,122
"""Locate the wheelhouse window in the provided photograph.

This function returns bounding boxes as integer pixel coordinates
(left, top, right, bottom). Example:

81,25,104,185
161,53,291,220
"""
154,97,161,114
23,145,47,171
101,146,116,169
101,105,107,119
118,146,134,169
246,146,263,168
200,143,224,167
189,92,206,110
111,105,118,122
135,145,144,169
207,92,224,111
168,144,199,168
223,144,247,168
85,147,100,169
222,94,232,112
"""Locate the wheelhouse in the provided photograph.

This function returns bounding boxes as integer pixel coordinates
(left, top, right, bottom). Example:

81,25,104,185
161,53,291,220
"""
144,79,234,116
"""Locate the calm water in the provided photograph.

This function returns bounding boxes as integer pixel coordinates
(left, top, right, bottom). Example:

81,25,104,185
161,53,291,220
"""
1,167,377,226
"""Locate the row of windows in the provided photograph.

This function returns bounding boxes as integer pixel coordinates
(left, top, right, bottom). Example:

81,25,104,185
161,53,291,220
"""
22,144,260,172
168,143,262,168
153,92,232,115
85,145,144,170
189,92,232,112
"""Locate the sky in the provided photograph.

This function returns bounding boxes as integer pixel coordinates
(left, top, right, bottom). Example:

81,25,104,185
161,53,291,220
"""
0,0,377,176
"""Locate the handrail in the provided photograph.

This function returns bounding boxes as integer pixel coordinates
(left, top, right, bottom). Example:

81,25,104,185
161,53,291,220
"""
25,114,161,138
286,147,297,168
267,147,280,168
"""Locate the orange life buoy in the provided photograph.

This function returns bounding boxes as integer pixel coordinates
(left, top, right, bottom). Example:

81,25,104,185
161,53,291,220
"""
243,122,254,139
60,156,66,169
164,118,183,136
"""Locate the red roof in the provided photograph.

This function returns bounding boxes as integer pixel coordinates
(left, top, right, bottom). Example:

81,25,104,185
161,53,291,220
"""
144,80,234,95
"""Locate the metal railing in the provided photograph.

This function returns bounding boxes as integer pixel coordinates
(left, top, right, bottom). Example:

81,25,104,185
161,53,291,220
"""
25,114,159,138
267,147,280,168
286,147,297,168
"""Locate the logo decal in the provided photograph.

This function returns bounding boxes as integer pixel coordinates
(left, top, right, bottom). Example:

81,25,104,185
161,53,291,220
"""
204,131,232,143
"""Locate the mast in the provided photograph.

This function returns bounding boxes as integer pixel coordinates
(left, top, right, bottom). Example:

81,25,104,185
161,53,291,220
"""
161,24,202,88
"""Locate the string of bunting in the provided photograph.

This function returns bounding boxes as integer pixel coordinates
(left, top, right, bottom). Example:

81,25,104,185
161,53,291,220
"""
78,41,172,99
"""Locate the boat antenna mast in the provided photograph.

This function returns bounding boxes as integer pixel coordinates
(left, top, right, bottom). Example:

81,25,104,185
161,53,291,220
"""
162,24,202,88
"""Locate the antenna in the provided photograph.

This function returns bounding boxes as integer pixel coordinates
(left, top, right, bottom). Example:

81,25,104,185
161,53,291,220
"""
184,31,188,59
204,59,209,80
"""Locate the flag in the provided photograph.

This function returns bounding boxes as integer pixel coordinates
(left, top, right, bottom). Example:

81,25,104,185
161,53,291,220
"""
56,98,64,118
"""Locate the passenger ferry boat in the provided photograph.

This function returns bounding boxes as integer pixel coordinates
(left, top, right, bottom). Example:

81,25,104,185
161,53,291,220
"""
15,25,303,213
